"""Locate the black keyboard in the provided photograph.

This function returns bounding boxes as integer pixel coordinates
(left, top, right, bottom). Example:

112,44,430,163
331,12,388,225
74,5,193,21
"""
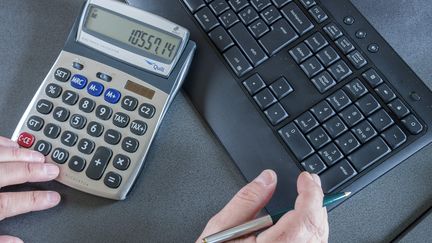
179,0,432,210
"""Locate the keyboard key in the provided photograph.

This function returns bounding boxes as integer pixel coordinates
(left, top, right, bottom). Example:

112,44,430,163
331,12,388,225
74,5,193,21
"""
209,26,234,52
121,96,138,111
347,137,391,172
87,121,104,137
323,116,348,138
113,112,130,128
253,88,277,110
223,46,253,76
79,98,96,113
229,23,268,66
104,129,122,145
209,0,230,15
239,6,259,25
44,123,61,139
78,138,95,155
335,132,360,155
347,50,368,70
195,7,219,32
301,154,327,174
36,99,53,115
104,88,121,104
261,6,281,25
352,120,377,143
228,0,249,12
381,125,407,149
300,57,324,78
368,109,394,132
375,84,396,103
61,131,78,147
248,19,270,39
295,111,319,133
279,123,314,161
243,74,266,95
269,77,293,99
323,23,343,40
339,105,364,127
401,114,423,135
51,148,69,164
309,6,328,23
281,3,314,35
113,154,131,171
70,114,87,130
316,46,340,67
182,0,205,13
53,107,70,122
27,116,44,131
87,81,104,97
139,103,156,119
307,127,331,149
250,0,271,11
335,36,355,54
34,140,52,156
54,67,71,82
219,10,239,28
328,60,352,82
289,43,313,64
86,147,113,180
318,143,344,166
300,0,316,8
355,93,381,116
327,90,352,112
310,101,335,122
362,69,384,88
259,19,298,56
104,172,122,189
344,79,368,99
70,74,87,89
69,156,86,172
96,105,113,120
130,120,148,136
388,99,410,118
272,0,291,8
46,83,62,98
304,32,328,53
264,103,289,125
311,71,336,93
320,159,357,193
122,137,140,153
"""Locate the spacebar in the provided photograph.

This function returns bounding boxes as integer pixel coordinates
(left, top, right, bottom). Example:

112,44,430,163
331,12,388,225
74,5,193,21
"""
279,123,314,161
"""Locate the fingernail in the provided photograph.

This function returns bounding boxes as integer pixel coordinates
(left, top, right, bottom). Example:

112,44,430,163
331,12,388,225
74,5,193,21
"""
303,171,313,181
47,191,61,204
311,174,322,186
31,151,45,162
44,164,59,177
254,170,276,186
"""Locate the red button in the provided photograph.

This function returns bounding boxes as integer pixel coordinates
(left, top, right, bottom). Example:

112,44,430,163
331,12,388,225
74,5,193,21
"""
18,132,35,148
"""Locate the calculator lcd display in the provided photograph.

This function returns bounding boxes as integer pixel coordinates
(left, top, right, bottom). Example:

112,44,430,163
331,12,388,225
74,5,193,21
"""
84,6,181,63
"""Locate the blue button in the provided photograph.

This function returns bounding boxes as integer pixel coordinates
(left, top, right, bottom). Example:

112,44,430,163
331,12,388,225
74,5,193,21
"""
87,81,104,97
104,88,121,104
70,75,87,89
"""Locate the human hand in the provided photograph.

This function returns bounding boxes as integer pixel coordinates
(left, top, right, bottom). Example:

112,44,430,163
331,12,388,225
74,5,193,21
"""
197,170,328,243
0,137,61,243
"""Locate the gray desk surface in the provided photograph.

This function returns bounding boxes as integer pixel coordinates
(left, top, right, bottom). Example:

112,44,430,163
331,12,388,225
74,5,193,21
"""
0,0,431,242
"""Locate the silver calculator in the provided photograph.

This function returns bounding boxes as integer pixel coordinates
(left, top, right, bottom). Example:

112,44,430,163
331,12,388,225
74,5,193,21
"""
12,0,196,200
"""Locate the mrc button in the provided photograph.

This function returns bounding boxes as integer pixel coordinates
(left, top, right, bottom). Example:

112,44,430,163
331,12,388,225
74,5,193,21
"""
54,68,71,82
70,74,88,89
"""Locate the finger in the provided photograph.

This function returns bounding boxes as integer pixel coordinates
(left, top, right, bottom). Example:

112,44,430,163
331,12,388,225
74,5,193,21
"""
198,170,277,240
0,191,61,221
0,235,24,243
0,137,19,148
0,147,45,163
0,162,59,188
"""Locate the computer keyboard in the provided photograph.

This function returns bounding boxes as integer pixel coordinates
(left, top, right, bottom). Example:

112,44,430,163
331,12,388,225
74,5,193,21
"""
180,0,432,209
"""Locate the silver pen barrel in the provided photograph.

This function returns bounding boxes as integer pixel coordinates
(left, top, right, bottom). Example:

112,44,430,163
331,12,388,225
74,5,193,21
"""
202,215,274,243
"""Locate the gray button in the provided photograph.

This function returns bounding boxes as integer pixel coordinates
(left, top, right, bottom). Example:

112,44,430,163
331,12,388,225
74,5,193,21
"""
53,107,70,122
96,105,113,120
130,120,148,136
36,99,53,114
34,140,52,156
113,112,130,128
27,116,44,131
87,121,104,137
139,103,156,119
79,98,96,113
122,137,139,153
104,129,122,145
62,90,79,106
61,131,78,147
44,123,61,139
113,154,131,171
121,96,138,111
70,114,87,130
78,139,95,155
51,148,69,164
46,83,62,98
68,156,86,172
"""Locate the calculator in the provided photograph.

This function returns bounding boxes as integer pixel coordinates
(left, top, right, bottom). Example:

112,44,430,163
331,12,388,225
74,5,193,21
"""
11,0,196,200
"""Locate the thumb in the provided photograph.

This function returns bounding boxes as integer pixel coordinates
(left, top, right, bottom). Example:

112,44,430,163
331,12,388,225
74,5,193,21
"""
198,170,277,239
0,235,24,243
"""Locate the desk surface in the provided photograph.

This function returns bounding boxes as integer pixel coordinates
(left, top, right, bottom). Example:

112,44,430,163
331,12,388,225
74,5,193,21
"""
0,0,431,242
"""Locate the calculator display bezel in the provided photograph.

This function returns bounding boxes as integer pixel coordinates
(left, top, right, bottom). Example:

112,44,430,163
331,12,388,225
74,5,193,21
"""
76,0,189,77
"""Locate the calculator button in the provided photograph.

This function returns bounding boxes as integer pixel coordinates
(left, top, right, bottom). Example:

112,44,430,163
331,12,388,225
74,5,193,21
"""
61,131,78,147
51,148,69,164
122,137,139,153
27,116,44,131
307,127,331,150
54,68,71,82
53,107,70,122
269,77,293,99
295,111,319,134
104,88,121,104
328,60,352,82
46,83,62,98
352,120,377,144
243,74,266,95
401,114,423,135
113,112,130,128
375,84,396,103
368,109,394,132
318,143,344,166
96,105,113,120
44,124,61,139
310,101,335,123
301,154,326,174
87,121,104,137
362,69,384,88
130,120,148,136
335,132,360,155
17,132,35,148
78,138,95,155
344,79,368,100
104,172,122,189
121,96,138,111
34,140,52,156
388,99,410,119
355,94,381,116
62,90,79,106
113,154,131,171
79,98,96,113
87,81,104,97
36,99,53,114
327,90,352,112
70,75,88,89
104,129,122,145
70,114,87,130
381,125,407,149
73,62,84,70
139,103,156,119
96,72,112,82
86,147,113,180
68,156,86,172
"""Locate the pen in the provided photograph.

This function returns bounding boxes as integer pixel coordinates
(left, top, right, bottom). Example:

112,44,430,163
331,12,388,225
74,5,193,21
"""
202,192,351,243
